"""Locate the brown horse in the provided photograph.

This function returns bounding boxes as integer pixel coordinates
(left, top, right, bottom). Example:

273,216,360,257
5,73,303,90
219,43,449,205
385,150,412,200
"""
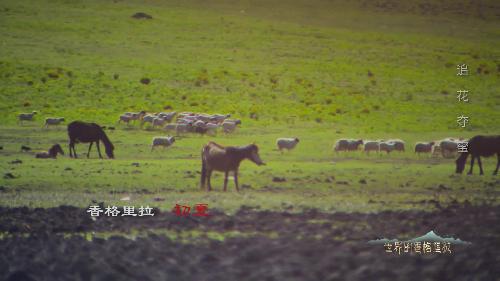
35,144,64,159
456,135,500,175
68,121,114,159
201,142,265,192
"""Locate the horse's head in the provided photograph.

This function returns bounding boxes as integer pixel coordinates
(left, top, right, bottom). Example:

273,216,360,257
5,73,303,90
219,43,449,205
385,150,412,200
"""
455,155,466,174
105,144,115,159
247,143,265,166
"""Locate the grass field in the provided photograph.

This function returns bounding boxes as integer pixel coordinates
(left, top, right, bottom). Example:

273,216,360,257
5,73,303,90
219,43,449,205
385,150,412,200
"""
1,1,499,280
0,0,499,213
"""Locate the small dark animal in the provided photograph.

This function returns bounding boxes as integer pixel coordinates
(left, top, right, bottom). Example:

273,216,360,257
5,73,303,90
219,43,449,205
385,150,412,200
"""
201,142,265,192
108,126,115,131
35,144,64,159
68,121,115,159
0,146,3,150
456,135,500,175
21,145,31,152
132,12,153,19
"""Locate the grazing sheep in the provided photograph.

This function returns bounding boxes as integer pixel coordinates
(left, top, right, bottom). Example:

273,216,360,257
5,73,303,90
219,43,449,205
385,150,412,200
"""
151,136,175,151
44,117,65,128
387,139,405,152
118,114,133,125
152,117,168,128
205,123,219,136
439,138,462,158
431,144,442,157
35,144,64,159
193,120,206,128
222,120,239,133
141,114,156,127
124,111,146,122
211,114,231,124
276,138,300,152
415,142,435,154
157,111,176,122
334,139,363,152
18,111,37,124
363,140,380,155
379,141,396,154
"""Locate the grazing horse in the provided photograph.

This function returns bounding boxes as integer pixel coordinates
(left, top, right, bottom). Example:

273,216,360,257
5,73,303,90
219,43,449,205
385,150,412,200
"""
456,135,500,175
68,121,115,159
35,144,64,159
201,142,265,191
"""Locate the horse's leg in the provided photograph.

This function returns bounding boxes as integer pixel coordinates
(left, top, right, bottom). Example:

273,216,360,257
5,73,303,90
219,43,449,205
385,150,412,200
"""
207,170,213,191
223,171,228,192
87,142,93,158
234,170,239,192
69,141,73,158
494,153,499,175
71,141,78,158
467,155,475,175
96,141,103,159
477,156,484,175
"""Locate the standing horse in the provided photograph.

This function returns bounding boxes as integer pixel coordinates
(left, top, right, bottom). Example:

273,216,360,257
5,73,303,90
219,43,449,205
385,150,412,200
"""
68,121,115,159
35,144,64,159
456,135,500,175
200,142,265,192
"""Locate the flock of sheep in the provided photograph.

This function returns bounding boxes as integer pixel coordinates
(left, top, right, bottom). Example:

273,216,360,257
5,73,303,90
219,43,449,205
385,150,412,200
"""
17,111,465,158
119,111,241,136
275,137,465,158
332,138,465,158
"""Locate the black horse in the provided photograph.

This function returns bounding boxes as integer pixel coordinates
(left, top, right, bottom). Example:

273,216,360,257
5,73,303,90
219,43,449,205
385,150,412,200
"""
68,121,115,159
456,135,499,175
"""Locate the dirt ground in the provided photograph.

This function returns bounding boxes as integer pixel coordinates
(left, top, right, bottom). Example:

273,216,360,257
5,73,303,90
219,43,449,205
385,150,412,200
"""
0,203,499,281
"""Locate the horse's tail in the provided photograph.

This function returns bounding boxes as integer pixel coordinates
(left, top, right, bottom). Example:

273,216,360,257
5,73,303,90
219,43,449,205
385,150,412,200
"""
200,145,208,190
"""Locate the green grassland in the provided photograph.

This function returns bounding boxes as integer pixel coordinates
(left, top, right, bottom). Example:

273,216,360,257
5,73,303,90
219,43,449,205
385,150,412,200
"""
0,0,499,213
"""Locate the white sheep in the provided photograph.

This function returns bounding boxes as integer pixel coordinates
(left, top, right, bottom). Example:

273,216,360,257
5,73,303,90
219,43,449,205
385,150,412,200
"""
151,136,175,151
157,112,176,122
141,114,156,127
44,117,65,128
205,123,219,136
387,139,405,152
18,111,37,124
124,111,146,122
334,139,363,152
438,138,466,158
212,114,231,124
222,120,238,133
276,138,300,152
379,141,396,154
152,117,168,128
119,114,133,125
